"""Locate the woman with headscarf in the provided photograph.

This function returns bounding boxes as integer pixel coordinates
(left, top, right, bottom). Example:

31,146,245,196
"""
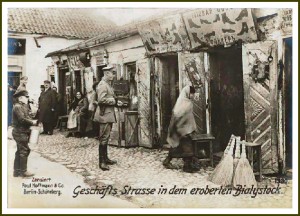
66,91,89,138
163,85,198,173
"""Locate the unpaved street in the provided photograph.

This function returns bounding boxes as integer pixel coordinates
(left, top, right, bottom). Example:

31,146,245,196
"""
7,131,293,208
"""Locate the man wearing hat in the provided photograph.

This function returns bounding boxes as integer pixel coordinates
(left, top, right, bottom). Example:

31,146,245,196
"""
12,90,38,177
38,80,57,135
94,65,123,171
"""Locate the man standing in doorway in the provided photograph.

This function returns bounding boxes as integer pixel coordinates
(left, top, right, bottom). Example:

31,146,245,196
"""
94,65,123,171
39,80,57,135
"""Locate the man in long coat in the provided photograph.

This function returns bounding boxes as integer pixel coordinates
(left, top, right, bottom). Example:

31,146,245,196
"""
94,65,123,171
38,80,57,135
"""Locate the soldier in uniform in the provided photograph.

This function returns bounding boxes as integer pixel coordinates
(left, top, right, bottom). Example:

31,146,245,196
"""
12,90,38,177
94,65,123,171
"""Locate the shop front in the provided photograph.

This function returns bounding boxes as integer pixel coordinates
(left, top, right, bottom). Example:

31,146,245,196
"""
137,8,291,174
46,8,292,174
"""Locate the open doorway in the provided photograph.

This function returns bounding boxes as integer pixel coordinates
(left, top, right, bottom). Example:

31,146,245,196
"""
58,67,71,115
158,55,179,143
209,47,245,152
284,37,292,168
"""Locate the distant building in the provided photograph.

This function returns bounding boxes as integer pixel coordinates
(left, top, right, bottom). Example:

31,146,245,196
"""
7,8,116,102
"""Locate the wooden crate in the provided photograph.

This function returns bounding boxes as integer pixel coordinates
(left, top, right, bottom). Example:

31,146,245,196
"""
124,111,139,147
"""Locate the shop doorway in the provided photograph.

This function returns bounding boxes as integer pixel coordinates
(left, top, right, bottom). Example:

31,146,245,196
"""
158,55,179,143
284,37,292,168
58,67,71,115
74,70,82,93
209,47,245,152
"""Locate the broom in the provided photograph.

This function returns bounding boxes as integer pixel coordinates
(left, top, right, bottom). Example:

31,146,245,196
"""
208,135,236,186
208,135,235,181
208,134,235,181
233,141,257,188
232,137,241,186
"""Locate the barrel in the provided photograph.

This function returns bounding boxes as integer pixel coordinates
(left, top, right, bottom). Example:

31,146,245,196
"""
29,126,40,145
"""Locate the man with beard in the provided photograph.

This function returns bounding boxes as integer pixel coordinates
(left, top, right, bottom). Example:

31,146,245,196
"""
38,80,57,135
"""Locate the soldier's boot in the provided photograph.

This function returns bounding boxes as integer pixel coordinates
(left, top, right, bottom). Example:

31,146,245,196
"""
13,170,20,177
19,157,34,177
104,145,117,165
13,153,20,177
19,171,35,178
99,145,109,171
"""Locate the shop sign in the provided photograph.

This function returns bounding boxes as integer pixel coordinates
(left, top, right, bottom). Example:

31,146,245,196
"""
68,55,84,70
137,14,190,54
91,50,107,66
8,38,26,55
279,9,292,34
95,55,106,66
182,8,258,48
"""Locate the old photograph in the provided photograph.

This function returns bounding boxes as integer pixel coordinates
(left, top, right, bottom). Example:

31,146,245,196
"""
2,2,297,214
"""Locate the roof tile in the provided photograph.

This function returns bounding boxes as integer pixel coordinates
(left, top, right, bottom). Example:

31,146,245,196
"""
8,8,116,39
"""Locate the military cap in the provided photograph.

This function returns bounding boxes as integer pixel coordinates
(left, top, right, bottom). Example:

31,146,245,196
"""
102,65,115,71
44,80,51,84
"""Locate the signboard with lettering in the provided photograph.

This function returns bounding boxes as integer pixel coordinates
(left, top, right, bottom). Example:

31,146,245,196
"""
279,9,292,35
68,55,84,70
137,14,190,54
8,38,26,55
91,50,107,66
182,8,258,48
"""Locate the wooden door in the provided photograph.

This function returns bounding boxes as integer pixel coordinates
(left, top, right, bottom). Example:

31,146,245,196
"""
242,41,279,174
136,58,153,147
178,52,207,134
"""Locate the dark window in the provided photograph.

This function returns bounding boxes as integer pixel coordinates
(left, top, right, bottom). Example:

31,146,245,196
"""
8,38,26,55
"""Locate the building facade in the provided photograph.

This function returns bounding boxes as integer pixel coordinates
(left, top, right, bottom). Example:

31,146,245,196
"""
46,8,293,174
7,8,116,102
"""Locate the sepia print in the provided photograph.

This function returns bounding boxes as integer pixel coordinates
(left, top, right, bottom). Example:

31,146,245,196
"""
3,3,297,213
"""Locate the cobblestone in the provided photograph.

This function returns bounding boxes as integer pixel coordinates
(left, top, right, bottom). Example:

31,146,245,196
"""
32,131,292,208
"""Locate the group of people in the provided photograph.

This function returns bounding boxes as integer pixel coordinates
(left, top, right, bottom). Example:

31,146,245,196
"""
11,66,201,178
